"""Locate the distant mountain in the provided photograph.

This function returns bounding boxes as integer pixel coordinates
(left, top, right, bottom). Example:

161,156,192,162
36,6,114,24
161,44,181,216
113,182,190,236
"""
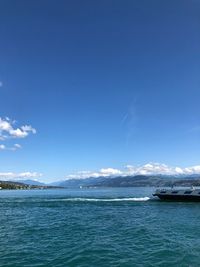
51,176,108,188
17,180,46,186
54,175,200,188
93,175,200,187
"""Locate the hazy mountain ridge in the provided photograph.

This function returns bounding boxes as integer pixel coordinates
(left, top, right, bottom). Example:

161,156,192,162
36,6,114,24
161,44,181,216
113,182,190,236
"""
17,180,46,186
3,175,200,189
54,175,200,188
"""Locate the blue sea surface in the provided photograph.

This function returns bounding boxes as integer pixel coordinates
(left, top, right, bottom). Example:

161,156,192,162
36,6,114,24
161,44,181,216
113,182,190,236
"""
1,187,200,267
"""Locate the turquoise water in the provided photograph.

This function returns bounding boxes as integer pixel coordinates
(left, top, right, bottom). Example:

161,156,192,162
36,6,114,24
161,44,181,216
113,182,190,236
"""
1,187,200,267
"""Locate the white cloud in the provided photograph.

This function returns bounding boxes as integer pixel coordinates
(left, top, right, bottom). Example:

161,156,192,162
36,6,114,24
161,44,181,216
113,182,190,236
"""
0,143,22,151
14,143,21,149
0,172,43,181
0,144,6,150
21,125,36,134
67,168,122,179
124,163,200,176
65,163,200,180
0,117,36,140
0,81,3,87
9,128,29,138
100,168,122,175
0,117,36,151
125,163,174,175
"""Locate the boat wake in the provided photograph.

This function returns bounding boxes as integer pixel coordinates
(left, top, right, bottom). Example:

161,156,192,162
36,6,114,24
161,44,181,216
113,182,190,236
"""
59,197,150,202
1,197,150,203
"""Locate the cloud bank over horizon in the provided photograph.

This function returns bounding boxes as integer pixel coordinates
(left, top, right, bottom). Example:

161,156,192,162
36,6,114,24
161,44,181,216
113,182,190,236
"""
65,163,200,180
1,163,200,183
0,172,43,181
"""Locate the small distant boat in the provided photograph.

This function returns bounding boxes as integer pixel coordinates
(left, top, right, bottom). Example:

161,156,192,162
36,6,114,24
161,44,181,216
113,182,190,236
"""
153,187,200,201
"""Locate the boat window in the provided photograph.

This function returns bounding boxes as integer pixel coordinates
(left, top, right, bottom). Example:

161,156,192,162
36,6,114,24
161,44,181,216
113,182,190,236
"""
172,191,178,194
160,191,166,193
184,191,192,194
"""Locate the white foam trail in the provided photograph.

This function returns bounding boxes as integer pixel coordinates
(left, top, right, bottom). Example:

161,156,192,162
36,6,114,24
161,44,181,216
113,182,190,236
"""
1,197,150,203
60,197,150,202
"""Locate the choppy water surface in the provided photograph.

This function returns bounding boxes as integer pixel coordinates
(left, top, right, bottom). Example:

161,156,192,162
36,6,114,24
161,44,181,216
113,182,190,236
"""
1,187,200,267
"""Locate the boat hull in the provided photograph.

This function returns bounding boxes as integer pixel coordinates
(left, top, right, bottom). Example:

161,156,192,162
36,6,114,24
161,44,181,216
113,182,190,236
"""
153,188,200,201
154,194,200,202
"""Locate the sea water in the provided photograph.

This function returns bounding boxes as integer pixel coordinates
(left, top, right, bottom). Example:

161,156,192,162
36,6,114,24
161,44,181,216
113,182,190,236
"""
0,187,200,267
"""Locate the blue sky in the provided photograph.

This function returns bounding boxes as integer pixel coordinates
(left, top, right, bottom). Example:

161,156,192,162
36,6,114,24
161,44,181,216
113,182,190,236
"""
0,0,200,182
